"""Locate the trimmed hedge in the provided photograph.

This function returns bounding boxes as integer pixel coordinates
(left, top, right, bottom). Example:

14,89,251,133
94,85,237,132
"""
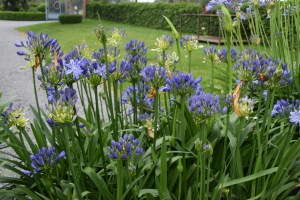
86,2,277,39
86,2,221,36
0,11,45,20
59,15,82,24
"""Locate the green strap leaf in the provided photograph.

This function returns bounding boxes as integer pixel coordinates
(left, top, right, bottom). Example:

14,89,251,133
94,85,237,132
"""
16,184,42,200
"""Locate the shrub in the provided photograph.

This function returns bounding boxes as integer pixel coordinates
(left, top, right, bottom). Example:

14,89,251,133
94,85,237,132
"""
59,14,82,24
27,7,39,12
86,2,221,36
38,3,45,12
0,11,45,20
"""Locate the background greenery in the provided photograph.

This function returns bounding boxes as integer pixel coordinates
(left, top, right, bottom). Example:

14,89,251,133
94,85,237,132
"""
0,11,45,20
59,14,82,24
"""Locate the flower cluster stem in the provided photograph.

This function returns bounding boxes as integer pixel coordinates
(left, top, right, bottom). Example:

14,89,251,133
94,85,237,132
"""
180,95,187,197
117,159,123,200
32,68,43,128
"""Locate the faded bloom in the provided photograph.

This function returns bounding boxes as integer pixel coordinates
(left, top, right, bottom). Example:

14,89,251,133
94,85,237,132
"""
180,35,203,52
151,35,174,52
237,95,255,117
1,103,29,129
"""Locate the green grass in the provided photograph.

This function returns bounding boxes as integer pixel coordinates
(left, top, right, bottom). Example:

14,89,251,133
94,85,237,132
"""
15,19,230,91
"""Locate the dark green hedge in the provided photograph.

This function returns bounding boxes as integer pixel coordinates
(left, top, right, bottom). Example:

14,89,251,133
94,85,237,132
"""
86,2,221,36
59,15,82,24
0,11,45,20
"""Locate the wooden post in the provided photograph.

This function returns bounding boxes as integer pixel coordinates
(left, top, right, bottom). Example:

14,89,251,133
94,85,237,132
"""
197,15,200,40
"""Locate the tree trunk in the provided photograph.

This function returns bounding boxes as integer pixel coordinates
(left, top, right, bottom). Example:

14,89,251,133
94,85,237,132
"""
69,0,74,15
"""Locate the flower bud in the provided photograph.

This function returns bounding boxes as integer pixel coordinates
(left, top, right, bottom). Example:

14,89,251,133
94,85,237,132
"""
169,135,175,147
236,12,242,19
177,158,183,173
195,138,202,151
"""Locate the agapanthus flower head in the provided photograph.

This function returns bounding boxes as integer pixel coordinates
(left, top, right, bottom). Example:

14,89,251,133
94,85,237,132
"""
40,59,64,88
180,35,204,52
151,35,174,52
46,88,78,124
274,32,280,42
138,112,155,130
85,61,107,86
217,48,238,63
107,27,127,47
289,110,300,126
1,103,29,129
237,95,255,117
250,35,261,45
122,84,151,107
109,59,131,82
125,40,148,56
92,47,120,64
189,93,224,121
233,54,263,82
272,99,300,119
242,8,255,21
107,134,143,160
23,147,65,176
238,47,260,62
141,65,169,88
94,24,107,44
20,54,38,70
64,57,87,82
159,73,202,96
260,58,292,89
128,163,137,176
64,43,92,62
203,45,219,62
15,31,60,56
222,94,236,111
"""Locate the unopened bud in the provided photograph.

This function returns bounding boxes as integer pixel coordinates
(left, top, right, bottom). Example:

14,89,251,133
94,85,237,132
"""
177,158,183,173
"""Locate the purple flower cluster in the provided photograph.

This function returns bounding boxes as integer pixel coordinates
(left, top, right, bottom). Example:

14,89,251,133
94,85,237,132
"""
217,48,238,63
141,65,169,88
122,84,151,106
40,60,64,88
205,0,245,14
203,45,219,61
159,73,202,96
189,93,225,121
107,134,143,160
109,59,131,83
222,94,236,110
23,147,65,176
125,40,148,56
272,99,300,118
15,31,61,56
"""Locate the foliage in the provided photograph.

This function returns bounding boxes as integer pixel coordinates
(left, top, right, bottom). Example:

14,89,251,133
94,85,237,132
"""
2,0,300,199
86,2,221,36
0,11,45,20
38,3,45,12
58,14,82,24
1,0,28,11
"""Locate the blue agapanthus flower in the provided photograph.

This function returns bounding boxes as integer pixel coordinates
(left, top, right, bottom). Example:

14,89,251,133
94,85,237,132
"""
141,65,169,88
65,58,84,80
125,39,148,56
289,110,300,126
272,99,300,119
107,134,143,160
109,59,131,82
203,45,219,61
189,93,225,121
23,147,65,176
15,31,61,56
217,48,238,63
159,73,202,96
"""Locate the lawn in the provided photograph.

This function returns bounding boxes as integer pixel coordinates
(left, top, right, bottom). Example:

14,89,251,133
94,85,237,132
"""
16,19,230,91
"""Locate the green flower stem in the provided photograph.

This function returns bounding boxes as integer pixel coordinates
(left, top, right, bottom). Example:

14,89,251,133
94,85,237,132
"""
221,112,230,179
137,76,143,114
178,171,182,200
237,21,244,51
113,81,119,132
180,95,187,197
133,82,137,124
94,86,108,181
210,61,214,94
82,82,96,117
200,122,206,200
153,87,159,149
124,161,137,200
229,117,244,199
103,43,117,140
78,82,88,119
62,123,83,200
206,157,211,200
32,68,42,128
117,159,123,200
172,105,179,137
175,38,183,72
188,51,191,73
225,32,233,93
46,187,55,200
196,151,200,198
263,89,276,170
